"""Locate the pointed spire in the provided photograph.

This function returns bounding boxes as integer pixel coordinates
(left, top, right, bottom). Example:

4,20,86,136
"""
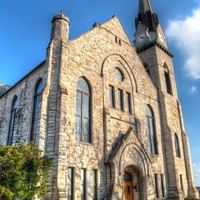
135,0,158,31
138,0,153,14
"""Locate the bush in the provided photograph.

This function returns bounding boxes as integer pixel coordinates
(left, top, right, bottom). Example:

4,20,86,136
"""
0,142,53,200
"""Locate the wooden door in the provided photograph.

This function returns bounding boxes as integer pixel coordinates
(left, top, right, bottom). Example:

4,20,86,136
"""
124,181,133,200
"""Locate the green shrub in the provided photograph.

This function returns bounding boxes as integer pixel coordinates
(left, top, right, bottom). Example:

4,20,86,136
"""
0,142,53,200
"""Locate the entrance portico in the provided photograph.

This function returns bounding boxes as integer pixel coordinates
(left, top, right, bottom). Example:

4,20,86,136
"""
108,127,151,200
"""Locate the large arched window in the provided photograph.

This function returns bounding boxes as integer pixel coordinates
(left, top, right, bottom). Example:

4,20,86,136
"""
145,106,157,154
175,133,181,157
30,79,43,142
7,97,18,145
75,78,91,142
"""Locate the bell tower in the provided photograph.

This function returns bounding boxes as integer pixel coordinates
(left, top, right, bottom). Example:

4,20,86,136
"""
134,0,199,199
134,0,168,51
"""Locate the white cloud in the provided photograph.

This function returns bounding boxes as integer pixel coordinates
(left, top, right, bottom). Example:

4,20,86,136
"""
193,162,200,185
166,8,200,79
189,86,197,93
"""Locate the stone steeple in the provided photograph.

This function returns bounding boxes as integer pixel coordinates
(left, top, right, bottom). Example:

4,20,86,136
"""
135,0,158,31
134,0,168,50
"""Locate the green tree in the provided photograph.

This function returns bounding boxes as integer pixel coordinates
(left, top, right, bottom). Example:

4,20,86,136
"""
0,142,53,200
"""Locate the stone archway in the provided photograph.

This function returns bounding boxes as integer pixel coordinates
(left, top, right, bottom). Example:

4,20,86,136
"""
108,128,151,199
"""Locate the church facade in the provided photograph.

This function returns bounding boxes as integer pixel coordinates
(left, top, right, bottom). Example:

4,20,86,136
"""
0,0,199,199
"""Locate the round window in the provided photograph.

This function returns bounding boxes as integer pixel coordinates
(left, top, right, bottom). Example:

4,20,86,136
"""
114,68,123,82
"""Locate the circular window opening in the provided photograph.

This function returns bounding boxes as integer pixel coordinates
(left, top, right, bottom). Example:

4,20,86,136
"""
114,68,123,82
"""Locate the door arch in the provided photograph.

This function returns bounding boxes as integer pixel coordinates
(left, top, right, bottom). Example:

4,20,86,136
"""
123,165,143,200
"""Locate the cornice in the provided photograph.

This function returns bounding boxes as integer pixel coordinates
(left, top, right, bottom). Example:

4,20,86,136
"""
136,40,174,58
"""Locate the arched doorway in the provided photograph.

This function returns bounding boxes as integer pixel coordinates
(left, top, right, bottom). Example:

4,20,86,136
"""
123,166,142,200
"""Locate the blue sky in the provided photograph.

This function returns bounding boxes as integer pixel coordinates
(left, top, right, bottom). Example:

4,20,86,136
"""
0,0,200,186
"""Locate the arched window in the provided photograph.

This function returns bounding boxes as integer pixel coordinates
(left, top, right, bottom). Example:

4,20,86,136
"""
30,79,43,142
7,97,18,145
75,78,91,142
164,63,172,95
175,133,181,157
145,106,157,154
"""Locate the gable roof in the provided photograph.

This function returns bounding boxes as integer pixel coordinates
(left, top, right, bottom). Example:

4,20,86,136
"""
69,15,133,47
100,15,132,45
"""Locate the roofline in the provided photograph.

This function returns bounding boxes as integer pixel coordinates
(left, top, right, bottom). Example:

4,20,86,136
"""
0,60,46,98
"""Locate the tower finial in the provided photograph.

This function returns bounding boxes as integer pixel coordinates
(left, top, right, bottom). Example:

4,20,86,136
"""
60,10,63,14
138,0,153,14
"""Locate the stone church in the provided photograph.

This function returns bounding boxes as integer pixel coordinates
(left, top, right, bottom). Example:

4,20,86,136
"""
0,0,199,199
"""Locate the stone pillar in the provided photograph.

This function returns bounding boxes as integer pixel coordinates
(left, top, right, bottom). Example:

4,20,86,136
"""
44,12,70,199
182,132,199,198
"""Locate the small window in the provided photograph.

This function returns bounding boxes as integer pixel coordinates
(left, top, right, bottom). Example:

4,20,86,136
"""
175,133,181,157
180,174,184,191
81,169,86,200
31,79,43,142
93,169,98,200
68,168,74,200
75,78,91,143
154,174,159,198
109,85,115,107
114,68,123,82
115,36,118,43
146,106,158,154
126,92,131,113
115,37,122,45
118,89,123,111
7,97,18,145
161,174,165,198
